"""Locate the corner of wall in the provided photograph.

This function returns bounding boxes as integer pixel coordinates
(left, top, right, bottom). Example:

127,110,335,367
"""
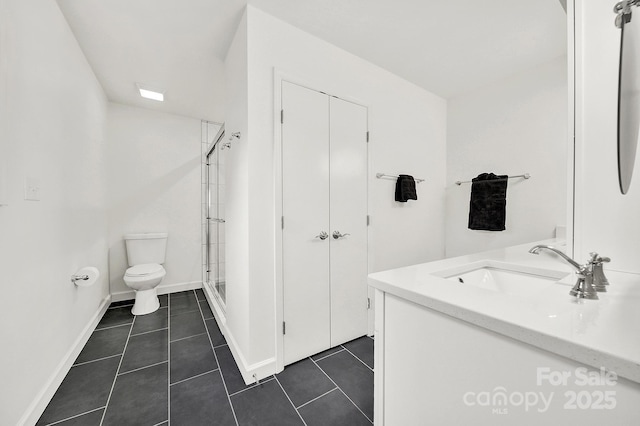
223,5,252,367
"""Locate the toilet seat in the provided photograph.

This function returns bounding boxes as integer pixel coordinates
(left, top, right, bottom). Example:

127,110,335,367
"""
122,233,167,316
125,263,164,278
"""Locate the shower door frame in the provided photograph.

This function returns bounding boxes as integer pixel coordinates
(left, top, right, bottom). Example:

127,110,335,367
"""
205,125,226,310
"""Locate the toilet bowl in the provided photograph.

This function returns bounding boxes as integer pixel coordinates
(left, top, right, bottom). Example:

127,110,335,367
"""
123,263,166,315
123,233,168,315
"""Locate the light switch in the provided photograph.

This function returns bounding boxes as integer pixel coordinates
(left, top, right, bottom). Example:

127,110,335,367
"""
24,177,40,201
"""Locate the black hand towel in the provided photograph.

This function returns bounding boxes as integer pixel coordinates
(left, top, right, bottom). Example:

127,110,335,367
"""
395,175,417,202
468,173,508,231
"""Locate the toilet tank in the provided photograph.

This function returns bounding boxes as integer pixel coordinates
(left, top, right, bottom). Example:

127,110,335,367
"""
124,233,168,266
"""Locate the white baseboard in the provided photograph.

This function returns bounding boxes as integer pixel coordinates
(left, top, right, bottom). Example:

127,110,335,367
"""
202,285,276,385
225,329,277,385
19,295,111,426
111,280,203,302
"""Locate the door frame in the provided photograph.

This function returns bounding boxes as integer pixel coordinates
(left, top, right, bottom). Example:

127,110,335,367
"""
273,69,371,372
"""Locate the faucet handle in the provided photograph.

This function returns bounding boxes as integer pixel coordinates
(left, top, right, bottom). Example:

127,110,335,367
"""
588,252,610,292
569,268,599,300
589,252,610,264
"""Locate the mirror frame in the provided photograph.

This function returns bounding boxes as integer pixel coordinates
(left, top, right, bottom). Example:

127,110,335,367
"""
616,0,640,194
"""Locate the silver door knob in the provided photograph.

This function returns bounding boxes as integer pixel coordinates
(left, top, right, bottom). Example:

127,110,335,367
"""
315,231,329,240
332,231,351,239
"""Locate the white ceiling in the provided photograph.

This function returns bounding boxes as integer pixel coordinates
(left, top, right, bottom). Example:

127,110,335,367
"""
56,0,246,121
56,0,566,122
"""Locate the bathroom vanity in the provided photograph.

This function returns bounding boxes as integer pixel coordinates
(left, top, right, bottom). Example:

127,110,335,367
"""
368,239,640,425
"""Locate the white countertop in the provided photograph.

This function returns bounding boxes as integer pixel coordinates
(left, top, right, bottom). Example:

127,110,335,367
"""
368,239,640,384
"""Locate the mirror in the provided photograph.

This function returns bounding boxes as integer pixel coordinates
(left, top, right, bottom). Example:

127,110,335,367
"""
617,1,640,194
443,0,567,256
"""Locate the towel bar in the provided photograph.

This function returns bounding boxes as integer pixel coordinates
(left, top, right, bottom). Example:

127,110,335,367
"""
455,173,530,186
376,173,425,183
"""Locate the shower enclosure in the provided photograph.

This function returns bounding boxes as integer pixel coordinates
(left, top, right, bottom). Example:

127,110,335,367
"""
203,123,226,309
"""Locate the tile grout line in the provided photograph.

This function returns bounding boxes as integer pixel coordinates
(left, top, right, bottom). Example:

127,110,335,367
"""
312,348,346,363
227,377,275,397
341,345,374,373
169,369,219,387
130,327,169,338
94,322,133,332
44,406,106,426
168,309,201,318
295,387,339,410
107,303,134,309
169,332,208,344
169,305,201,313
99,315,137,426
72,353,123,368
198,299,213,318
310,356,373,424
195,290,239,426
118,360,168,376
273,375,308,426
314,357,373,424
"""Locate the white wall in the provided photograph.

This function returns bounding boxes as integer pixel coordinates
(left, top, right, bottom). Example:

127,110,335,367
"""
446,56,568,257
223,11,251,361
0,1,109,424
573,0,640,274
223,6,447,372
107,103,203,299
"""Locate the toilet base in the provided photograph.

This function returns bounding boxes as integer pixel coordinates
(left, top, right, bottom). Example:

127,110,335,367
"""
131,288,160,315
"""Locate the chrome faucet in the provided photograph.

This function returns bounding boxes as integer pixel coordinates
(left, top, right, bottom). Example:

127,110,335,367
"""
528,245,599,300
528,245,582,270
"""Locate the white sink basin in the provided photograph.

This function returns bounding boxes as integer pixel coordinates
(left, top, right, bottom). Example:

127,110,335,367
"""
432,260,570,297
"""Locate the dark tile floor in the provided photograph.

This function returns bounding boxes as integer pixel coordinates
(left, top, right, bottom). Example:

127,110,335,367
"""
37,290,374,425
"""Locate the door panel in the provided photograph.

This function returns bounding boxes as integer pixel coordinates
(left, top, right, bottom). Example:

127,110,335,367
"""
282,81,331,365
329,97,369,346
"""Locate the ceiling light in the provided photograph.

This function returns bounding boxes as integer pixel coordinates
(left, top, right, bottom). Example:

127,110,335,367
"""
136,83,164,102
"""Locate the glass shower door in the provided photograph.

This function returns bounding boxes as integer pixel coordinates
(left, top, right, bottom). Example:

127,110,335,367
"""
206,126,226,308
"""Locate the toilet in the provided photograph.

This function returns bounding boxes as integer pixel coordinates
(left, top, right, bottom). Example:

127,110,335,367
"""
123,232,168,315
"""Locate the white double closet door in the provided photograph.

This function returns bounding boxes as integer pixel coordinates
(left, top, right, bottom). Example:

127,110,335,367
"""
282,81,368,366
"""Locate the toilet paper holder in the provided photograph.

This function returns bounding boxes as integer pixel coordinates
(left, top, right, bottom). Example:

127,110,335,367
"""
71,266,100,287
71,274,89,284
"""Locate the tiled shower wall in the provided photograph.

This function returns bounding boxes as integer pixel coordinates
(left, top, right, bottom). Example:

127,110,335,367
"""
201,121,223,287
